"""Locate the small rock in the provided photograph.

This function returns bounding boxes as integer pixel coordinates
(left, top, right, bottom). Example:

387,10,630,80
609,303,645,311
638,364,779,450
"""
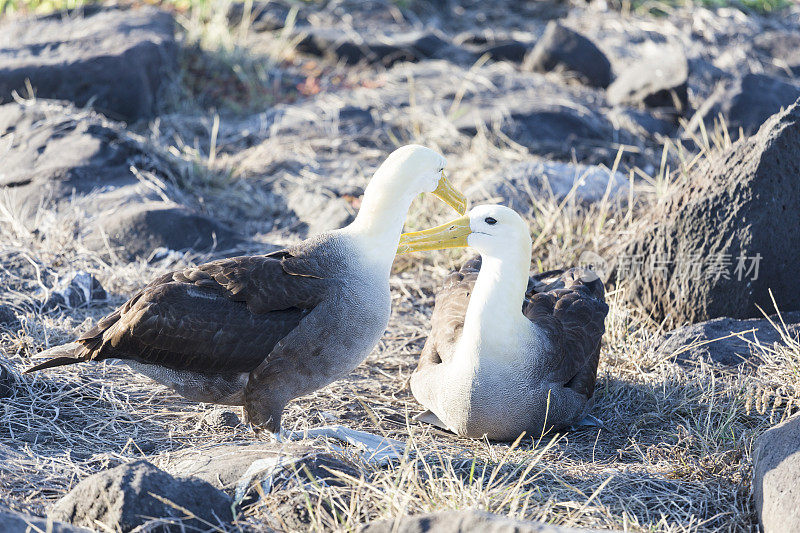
524,22,612,88
295,28,449,67
360,509,606,532
614,97,800,324
49,460,233,532
0,364,15,399
479,40,531,63
199,409,241,429
0,7,177,121
658,312,800,366
467,160,628,213
0,305,20,332
90,202,243,261
608,52,689,112
42,272,106,312
1,505,88,533
753,414,800,532
613,108,678,136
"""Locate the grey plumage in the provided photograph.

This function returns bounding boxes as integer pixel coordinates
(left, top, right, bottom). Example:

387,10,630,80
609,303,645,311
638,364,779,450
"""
411,257,608,441
27,233,392,432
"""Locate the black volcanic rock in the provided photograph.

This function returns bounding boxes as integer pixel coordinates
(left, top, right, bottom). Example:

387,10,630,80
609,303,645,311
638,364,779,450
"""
50,460,233,532
659,312,800,366
480,40,531,63
295,28,449,66
0,7,177,122
615,97,800,324
454,99,615,155
524,22,612,88
690,74,800,140
724,74,800,137
608,53,689,112
0,101,244,260
753,414,800,532
90,203,242,262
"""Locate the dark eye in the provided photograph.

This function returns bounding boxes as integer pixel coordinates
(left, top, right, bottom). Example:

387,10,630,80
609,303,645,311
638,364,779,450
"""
484,217,497,225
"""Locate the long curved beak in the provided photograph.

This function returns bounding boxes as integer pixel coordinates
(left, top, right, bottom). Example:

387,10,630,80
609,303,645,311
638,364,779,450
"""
398,215,471,254
431,172,467,215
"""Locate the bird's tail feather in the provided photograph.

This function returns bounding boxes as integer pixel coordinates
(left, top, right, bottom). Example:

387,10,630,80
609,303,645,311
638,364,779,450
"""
24,343,84,373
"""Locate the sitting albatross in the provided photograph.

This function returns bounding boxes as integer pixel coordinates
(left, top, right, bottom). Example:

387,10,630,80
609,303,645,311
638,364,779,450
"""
26,145,466,440
397,205,608,441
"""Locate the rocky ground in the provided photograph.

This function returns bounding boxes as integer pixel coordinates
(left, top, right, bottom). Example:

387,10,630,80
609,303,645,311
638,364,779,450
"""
1,0,800,531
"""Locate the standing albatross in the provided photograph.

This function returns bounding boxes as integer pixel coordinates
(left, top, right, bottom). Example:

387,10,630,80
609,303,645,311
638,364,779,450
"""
397,205,608,441
26,145,466,438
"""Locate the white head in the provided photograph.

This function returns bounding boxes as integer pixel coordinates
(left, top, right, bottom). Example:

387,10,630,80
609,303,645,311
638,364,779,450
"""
349,145,466,238
397,204,532,265
463,205,532,260
399,204,535,351
372,145,448,197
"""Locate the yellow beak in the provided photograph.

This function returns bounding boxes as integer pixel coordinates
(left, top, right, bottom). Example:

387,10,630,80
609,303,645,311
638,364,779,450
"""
431,172,467,215
398,215,472,254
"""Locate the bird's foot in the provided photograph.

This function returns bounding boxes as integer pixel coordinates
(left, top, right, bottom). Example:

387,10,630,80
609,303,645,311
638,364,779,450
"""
270,428,293,443
413,409,452,432
281,425,406,465
569,413,605,431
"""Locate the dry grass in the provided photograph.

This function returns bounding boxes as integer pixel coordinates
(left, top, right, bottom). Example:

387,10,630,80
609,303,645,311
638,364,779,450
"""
2,3,799,532
2,132,798,531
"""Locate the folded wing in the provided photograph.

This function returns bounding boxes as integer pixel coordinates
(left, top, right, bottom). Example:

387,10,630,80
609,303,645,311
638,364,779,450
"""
27,247,330,375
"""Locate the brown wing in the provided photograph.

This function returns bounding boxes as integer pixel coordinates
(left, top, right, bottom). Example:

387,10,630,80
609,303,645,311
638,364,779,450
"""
523,268,608,399
30,247,330,374
417,257,482,370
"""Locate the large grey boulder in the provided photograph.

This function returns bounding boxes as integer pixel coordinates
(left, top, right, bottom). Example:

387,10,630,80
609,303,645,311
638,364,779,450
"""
49,460,233,532
0,506,88,533
658,312,800,366
0,7,177,122
360,510,608,532
524,22,612,88
615,97,800,325
753,414,800,532
0,101,150,216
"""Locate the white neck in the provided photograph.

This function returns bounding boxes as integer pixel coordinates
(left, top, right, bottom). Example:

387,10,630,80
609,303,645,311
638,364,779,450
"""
459,242,533,363
341,169,418,271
